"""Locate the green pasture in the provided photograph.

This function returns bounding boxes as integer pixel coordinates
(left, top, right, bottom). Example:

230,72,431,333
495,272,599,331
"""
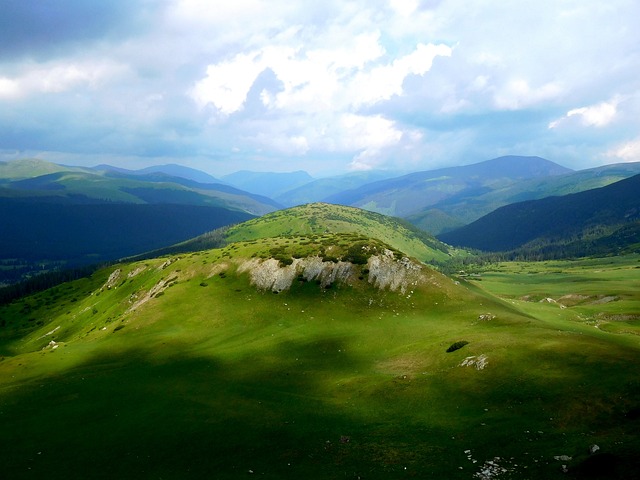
468,254,640,336
224,203,451,263
1,247,639,478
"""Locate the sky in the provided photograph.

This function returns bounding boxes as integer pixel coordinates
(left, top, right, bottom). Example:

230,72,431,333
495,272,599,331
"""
1,0,639,176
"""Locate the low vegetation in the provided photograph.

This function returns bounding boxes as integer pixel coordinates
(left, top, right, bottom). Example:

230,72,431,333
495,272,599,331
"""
155,203,454,265
1,231,639,478
446,340,469,352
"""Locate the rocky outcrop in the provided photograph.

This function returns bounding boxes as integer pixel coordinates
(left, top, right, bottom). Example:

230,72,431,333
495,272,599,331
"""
367,250,424,294
236,250,429,294
460,354,489,370
237,256,358,292
103,269,122,289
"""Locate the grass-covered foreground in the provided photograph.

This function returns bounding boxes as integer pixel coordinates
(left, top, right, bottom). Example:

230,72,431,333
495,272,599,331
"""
1,243,639,479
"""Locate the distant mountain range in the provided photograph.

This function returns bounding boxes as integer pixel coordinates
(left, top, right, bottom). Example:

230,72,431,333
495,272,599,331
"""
221,170,314,198
0,159,279,214
325,156,570,209
247,156,640,236
274,170,403,206
91,163,222,184
405,160,640,235
438,174,640,258
3,155,640,284
0,159,279,284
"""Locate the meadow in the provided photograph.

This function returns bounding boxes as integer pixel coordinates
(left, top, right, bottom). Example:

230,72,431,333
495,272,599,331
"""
0,246,638,479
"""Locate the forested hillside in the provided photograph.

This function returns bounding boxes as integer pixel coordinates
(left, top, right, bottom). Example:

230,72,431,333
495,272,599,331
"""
438,174,640,257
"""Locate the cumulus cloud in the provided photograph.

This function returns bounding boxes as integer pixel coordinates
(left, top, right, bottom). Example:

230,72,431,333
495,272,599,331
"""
549,98,620,129
494,79,563,111
190,26,450,167
1,0,639,174
191,35,451,116
0,60,127,99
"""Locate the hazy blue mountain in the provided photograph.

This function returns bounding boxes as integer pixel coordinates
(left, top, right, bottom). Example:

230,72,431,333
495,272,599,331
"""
92,163,221,184
275,170,404,207
1,159,279,215
406,161,640,234
438,173,640,256
221,170,314,198
324,156,572,225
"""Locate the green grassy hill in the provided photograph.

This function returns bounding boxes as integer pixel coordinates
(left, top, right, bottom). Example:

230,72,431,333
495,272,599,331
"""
0,158,82,179
159,203,453,264
1,229,639,478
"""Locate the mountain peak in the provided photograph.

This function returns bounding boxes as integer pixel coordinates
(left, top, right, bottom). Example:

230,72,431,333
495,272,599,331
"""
469,155,573,178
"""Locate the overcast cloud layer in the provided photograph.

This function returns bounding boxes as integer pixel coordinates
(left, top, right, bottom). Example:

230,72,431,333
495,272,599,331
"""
1,0,639,175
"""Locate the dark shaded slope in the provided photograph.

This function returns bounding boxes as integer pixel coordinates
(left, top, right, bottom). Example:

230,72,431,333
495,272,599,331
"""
0,198,254,283
438,174,640,253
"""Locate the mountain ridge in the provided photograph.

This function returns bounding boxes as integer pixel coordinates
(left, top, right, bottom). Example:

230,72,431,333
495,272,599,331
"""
0,159,277,285
323,155,572,225
438,173,640,255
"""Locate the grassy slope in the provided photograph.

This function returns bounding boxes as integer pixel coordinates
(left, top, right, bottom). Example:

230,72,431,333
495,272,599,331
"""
0,158,81,179
1,238,639,479
224,203,452,263
160,202,453,264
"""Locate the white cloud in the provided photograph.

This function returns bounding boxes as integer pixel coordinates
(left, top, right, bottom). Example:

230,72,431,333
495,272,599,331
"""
340,113,403,150
549,98,619,129
189,21,451,165
351,43,452,107
0,77,20,99
388,0,419,17
605,137,640,162
192,34,452,117
494,78,563,110
191,48,288,115
2,0,640,174
0,60,126,99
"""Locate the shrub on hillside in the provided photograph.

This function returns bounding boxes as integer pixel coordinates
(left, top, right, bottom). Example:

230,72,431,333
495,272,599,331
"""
446,340,469,352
